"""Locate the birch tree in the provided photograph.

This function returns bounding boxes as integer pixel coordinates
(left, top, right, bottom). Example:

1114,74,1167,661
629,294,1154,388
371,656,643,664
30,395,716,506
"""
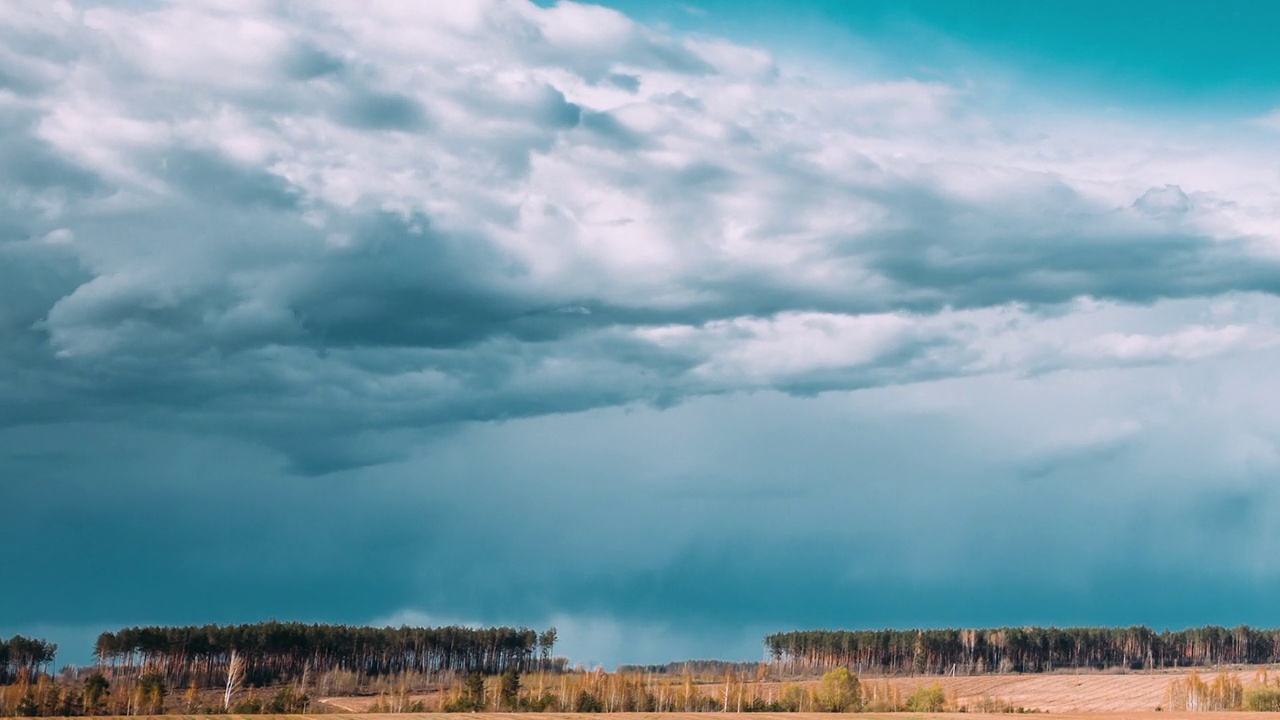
223,649,244,710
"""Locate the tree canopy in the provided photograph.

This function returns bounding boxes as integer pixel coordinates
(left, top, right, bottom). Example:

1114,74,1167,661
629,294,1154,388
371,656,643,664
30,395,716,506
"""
766,625,1280,674
0,635,58,683
94,621,554,687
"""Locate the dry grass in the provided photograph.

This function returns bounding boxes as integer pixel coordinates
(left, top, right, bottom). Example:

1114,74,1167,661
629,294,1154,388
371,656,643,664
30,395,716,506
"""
37,707,1280,712
321,668,1277,714
870,669,1268,712
309,715,1280,720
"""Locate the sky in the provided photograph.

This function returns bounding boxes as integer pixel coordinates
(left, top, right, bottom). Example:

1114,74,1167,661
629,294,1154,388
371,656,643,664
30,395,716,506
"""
2,0,1280,669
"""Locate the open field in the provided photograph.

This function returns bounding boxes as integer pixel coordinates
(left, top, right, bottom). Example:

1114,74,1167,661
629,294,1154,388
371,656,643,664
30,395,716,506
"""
28,714,1280,720
864,669,1269,712
320,668,1279,714
310,716,1280,720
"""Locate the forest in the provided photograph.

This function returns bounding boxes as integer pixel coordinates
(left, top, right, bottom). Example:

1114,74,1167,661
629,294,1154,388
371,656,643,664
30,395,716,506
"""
0,636,59,684
10,623,1280,715
766,625,1280,674
94,622,561,687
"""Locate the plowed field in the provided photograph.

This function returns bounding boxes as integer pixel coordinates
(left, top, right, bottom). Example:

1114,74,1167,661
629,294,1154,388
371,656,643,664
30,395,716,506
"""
322,668,1278,714
67,707,1280,712
309,715,1280,720
870,669,1264,712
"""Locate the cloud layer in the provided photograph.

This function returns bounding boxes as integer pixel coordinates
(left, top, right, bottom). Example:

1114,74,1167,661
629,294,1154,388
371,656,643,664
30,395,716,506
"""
4,0,1280,665
3,0,1278,472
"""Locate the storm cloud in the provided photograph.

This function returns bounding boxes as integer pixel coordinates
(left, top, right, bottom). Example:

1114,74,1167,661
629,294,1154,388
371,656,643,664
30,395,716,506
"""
3,0,1280,666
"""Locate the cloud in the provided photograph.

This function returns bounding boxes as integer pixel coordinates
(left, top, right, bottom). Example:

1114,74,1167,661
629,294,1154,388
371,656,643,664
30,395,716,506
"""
16,355,1280,666
0,0,1277,478
1252,108,1280,132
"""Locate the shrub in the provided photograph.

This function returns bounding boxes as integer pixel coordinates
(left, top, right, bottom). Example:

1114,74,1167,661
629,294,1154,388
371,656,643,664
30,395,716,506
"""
523,692,558,711
266,686,309,713
907,683,947,713
818,667,863,712
15,690,38,717
1245,686,1280,712
574,690,603,712
231,694,263,714
779,684,809,712
1166,671,1243,711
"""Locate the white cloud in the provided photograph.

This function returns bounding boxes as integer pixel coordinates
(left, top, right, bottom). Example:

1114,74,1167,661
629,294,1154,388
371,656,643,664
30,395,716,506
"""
0,0,1278,472
638,311,918,383
1252,108,1280,132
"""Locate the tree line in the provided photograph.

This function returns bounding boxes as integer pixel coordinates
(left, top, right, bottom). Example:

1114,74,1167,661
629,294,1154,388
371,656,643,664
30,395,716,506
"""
766,625,1280,674
433,666,863,713
0,664,879,716
94,622,559,688
1,637,58,684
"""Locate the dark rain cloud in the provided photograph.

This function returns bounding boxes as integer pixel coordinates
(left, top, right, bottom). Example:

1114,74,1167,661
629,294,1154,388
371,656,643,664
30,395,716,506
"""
854,183,1280,311
0,0,1272,472
3,0,1280,666
9,365,1280,664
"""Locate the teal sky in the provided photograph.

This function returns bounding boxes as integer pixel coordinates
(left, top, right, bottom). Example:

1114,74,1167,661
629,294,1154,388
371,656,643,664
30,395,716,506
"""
582,0,1280,111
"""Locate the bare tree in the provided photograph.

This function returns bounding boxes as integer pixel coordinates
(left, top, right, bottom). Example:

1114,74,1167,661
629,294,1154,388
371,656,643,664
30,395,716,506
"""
223,650,244,710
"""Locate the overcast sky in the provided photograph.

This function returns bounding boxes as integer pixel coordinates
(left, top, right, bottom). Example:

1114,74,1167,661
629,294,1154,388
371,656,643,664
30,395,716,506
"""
4,0,1280,668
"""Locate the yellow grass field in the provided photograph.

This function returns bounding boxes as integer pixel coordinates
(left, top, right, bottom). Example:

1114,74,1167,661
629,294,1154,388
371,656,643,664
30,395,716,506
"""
284,715,1280,720
317,667,1278,714
866,669,1267,712
28,713,1280,720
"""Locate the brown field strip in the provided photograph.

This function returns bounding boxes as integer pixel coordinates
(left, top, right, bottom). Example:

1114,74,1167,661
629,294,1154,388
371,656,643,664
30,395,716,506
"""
321,667,1280,714
868,669,1271,712
27,714,1280,720
321,715,1280,720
